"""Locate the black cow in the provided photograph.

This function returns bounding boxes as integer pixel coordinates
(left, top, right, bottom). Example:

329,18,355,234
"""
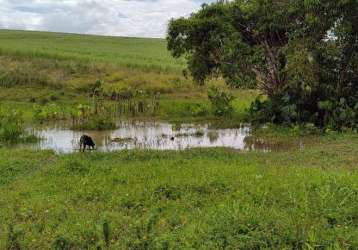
80,135,96,152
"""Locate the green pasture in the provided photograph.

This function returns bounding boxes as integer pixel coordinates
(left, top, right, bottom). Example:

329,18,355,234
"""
0,30,185,72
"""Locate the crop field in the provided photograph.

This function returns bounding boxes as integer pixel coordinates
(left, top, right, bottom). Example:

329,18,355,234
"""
0,30,357,249
0,30,185,72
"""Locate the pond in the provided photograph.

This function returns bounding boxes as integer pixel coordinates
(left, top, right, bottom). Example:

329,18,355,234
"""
13,121,288,153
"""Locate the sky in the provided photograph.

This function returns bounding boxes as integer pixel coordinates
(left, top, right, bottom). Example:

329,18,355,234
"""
0,0,216,38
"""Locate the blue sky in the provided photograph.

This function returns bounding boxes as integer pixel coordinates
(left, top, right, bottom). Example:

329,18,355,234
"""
0,0,215,38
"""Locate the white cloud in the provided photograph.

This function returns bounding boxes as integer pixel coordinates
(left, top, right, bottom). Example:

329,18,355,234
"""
0,0,215,38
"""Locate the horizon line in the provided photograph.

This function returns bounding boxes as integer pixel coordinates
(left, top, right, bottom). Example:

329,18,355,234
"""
0,28,166,40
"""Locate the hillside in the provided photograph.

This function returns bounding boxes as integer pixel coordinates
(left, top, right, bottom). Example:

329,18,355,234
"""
0,29,257,123
0,29,185,72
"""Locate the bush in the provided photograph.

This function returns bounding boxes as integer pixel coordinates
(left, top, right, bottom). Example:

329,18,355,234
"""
52,235,74,250
180,103,209,117
249,95,358,130
248,96,298,125
0,109,37,143
0,108,39,143
33,104,65,122
208,87,234,117
70,103,116,131
70,81,117,130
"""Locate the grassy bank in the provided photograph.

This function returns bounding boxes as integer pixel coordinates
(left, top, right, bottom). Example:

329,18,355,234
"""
0,30,259,124
1,132,358,249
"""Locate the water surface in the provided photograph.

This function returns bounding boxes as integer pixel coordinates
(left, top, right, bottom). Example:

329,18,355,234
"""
14,121,261,153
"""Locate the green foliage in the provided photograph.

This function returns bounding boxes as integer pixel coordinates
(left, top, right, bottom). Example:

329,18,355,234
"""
0,108,37,143
317,98,358,130
0,56,65,89
249,96,298,125
33,104,66,122
110,87,162,117
102,220,111,247
69,80,116,130
168,0,358,129
1,143,358,248
0,109,24,142
6,225,21,250
62,157,90,175
52,235,74,250
208,86,234,116
0,30,260,124
0,66,52,88
152,185,181,201
70,103,116,131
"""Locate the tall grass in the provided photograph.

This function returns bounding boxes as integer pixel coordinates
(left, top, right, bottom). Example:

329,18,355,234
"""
0,144,357,248
0,108,37,143
0,110,24,142
0,64,53,88
0,30,259,123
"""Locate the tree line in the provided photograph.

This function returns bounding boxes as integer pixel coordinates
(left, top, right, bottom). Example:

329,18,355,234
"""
167,0,358,129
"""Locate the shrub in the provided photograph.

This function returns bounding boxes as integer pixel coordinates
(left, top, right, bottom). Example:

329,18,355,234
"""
70,103,116,131
33,104,65,122
0,109,37,143
248,96,298,125
249,95,358,130
208,86,234,117
52,235,74,250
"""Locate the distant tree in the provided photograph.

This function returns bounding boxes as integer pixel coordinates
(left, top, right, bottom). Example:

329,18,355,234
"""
167,0,358,128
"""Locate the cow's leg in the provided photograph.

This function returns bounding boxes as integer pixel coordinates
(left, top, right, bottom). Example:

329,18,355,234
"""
83,144,86,152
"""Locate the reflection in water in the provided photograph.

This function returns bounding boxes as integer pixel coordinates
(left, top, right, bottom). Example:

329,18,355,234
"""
14,121,283,153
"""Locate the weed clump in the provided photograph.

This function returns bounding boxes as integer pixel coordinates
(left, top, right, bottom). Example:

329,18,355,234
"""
103,220,111,247
208,86,234,117
52,235,74,250
0,109,37,143
33,103,66,122
70,103,116,130
152,185,181,201
6,224,22,250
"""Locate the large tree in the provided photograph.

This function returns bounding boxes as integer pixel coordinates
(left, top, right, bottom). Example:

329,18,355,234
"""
167,0,358,128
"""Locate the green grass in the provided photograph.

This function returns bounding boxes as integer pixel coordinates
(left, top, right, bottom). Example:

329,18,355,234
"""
0,30,260,124
0,133,358,249
1,29,358,249
0,108,39,143
0,29,185,72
